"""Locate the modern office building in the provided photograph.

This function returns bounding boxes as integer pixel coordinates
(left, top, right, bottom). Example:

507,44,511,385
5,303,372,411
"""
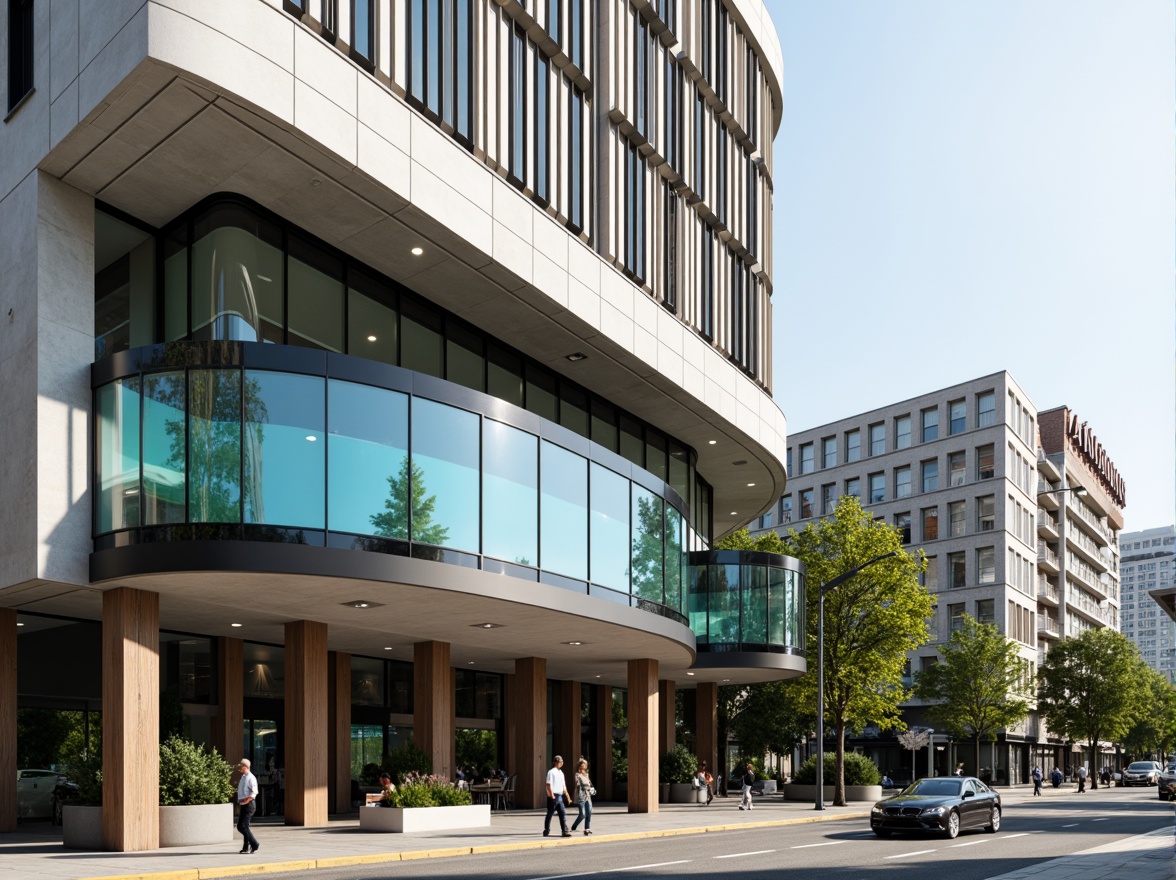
0,0,801,848
751,373,1126,783
1119,526,1176,683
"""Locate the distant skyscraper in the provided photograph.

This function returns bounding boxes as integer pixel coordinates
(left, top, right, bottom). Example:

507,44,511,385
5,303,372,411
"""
1118,526,1176,683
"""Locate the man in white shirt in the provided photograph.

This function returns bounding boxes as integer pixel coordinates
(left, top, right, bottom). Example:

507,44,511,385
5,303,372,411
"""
236,758,260,854
543,755,572,837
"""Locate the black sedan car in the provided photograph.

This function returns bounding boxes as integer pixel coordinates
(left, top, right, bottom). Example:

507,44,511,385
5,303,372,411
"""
871,776,1001,839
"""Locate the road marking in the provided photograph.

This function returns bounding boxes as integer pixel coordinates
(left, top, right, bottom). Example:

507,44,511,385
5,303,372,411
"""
950,840,990,847
610,861,692,872
529,873,599,880
1061,824,1079,828
884,849,935,859
714,850,776,859
1090,818,1109,822
790,841,847,849
1002,833,1030,838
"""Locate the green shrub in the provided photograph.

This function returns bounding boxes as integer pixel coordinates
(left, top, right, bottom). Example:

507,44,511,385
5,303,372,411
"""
659,744,697,783
159,735,234,806
382,742,433,785
381,772,472,808
792,753,881,787
66,747,103,807
431,783,473,806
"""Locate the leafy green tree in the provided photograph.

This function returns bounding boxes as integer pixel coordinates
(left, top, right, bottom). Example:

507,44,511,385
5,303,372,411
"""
726,680,815,764
370,458,448,546
715,527,790,554
455,729,498,773
1037,628,1144,780
784,497,933,806
158,735,233,806
1120,664,1175,760
914,615,1031,771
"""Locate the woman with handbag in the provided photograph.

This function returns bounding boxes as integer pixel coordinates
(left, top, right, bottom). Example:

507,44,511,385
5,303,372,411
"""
570,758,595,835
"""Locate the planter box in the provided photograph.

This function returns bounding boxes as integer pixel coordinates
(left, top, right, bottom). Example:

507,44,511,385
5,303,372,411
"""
160,803,233,847
62,805,103,850
668,783,695,803
659,783,670,803
359,803,490,833
782,783,882,803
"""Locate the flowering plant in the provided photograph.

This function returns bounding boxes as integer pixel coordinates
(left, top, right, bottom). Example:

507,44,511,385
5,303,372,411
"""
382,772,472,808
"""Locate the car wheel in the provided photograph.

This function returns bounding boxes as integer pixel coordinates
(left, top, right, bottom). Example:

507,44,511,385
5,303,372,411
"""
986,806,1000,833
873,828,892,838
944,810,960,840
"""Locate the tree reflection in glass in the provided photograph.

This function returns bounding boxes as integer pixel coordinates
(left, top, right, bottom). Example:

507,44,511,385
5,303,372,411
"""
188,370,248,522
370,458,447,545
630,490,664,604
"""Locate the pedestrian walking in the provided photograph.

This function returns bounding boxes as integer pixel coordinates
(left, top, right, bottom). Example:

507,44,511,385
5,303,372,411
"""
1077,765,1087,793
543,755,572,837
738,762,756,811
235,758,260,854
570,759,594,835
1031,766,1043,796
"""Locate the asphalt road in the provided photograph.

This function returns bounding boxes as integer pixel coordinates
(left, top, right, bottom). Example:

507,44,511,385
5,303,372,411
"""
270,786,1172,880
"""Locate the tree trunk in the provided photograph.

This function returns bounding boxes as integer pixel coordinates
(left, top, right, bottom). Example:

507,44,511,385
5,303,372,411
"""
1088,737,1098,789
974,735,981,777
834,720,847,806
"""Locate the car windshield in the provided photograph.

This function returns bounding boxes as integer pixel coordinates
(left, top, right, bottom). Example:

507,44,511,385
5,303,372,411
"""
1127,762,1155,771
903,779,962,797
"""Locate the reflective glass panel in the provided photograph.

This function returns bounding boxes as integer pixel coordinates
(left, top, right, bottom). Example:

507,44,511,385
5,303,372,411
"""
401,300,443,378
668,444,689,503
664,507,684,613
540,442,588,579
141,372,187,525
483,420,538,565
630,487,664,604
189,370,242,523
590,399,618,452
590,464,630,592
487,345,524,407
688,564,708,643
708,564,740,644
560,385,589,438
163,228,188,341
348,281,398,366
645,433,667,483
96,378,141,532
619,415,643,467
767,566,787,646
191,209,283,343
244,371,325,528
411,398,479,550
351,656,386,706
447,324,485,392
328,381,409,538
525,366,558,422
288,238,344,351
243,643,284,699
742,565,767,645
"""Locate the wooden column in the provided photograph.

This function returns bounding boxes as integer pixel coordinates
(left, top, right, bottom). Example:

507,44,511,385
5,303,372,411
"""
657,679,676,755
595,684,612,801
514,657,546,809
327,652,351,814
212,637,243,763
413,641,453,781
0,609,16,833
502,673,517,778
695,682,718,792
627,658,658,813
102,588,159,851
285,620,328,826
557,680,581,791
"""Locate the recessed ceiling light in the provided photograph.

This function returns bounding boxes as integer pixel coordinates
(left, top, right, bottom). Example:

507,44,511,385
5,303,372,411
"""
563,641,584,646
730,511,737,516
231,623,243,628
411,246,424,256
16,622,25,627
341,600,384,609
306,435,317,442
708,440,717,445
367,335,377,342
686,672,694,676
124,488,140,496
471,622,504,629
595,675,602,679
566,352,588,362
468,661,476,665
746,482,755,487
384,647,393,651
722,679,731,682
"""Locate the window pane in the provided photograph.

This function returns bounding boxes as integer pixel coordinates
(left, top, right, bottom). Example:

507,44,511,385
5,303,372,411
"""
631,487,664,604
708,564,740,643
619,415,644,467
189,370,242,523
742,565,767,645
401,300,444,377
328,381,409,538
846,430,860,462
191,210,283,343
351,656,386,706
688,565,709,643
768,567,786,646
487,344,524,407
922,459,938,493
288,238,344,351
483,420,538,565
922,508,938,541
978,392,995,428
540,442,588,579
525,366,558,422
411,398,480,550
142,372,187,525
664,506,684,613
244,371,325,528
895,416,911,449
348,277,398,366
645,432,667,482
590,464,630,592
922,408,938,442
447,323,485,392
163,229,188,341
560,385,589,438
96,378,141,532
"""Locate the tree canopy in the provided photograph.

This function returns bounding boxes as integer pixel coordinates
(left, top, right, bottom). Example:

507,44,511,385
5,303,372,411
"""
913,614,1030,770
1119,664,1176,760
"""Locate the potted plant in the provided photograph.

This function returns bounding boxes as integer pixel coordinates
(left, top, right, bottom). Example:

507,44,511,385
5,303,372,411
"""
158,735,235,847
659,745,698,803
359,772,489,833
782,753,882,802
61,747,103,849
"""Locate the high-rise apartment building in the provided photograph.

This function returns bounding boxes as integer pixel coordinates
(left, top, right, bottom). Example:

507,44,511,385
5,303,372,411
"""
0,0,799,847
1119,526,1176,683
752,372,1126,784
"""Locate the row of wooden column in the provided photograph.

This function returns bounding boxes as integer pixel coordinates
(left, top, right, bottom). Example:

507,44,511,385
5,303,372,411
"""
0,589,721,847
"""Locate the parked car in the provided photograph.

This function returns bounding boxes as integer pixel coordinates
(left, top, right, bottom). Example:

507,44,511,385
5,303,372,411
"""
1120,761,1161,786
16,769,58,820
870,776,1001,840
1156,762,1176,801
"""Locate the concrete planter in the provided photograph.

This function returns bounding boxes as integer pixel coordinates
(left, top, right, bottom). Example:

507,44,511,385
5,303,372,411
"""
668,783,695,803
160,803,233,847
359,803,490,833
659,783,670,803
782,783,882,803
62,805,104,850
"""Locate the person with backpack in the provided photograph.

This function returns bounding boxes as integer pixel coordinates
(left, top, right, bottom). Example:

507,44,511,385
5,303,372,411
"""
1031,766,1043,796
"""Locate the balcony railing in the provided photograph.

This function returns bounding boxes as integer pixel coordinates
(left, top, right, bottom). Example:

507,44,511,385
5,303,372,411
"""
1066,493,1113,543
1037,541,1059,570
1036,575,1060,604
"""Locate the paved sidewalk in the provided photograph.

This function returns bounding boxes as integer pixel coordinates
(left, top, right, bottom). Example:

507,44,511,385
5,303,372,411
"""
0,785,1166,880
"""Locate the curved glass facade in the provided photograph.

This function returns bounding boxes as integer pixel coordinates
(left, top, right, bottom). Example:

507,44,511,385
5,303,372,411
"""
94,343,692,623
687,550,806,655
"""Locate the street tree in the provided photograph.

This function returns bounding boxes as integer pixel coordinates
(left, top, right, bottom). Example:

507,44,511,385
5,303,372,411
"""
1037,627,1144,783
784,497,933,806
914,614,1031,772
896,727,931,782
726,680,815,765
1120,663,1176,760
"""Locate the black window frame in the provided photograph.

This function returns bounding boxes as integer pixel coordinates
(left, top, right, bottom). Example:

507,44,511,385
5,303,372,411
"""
7,0,34,114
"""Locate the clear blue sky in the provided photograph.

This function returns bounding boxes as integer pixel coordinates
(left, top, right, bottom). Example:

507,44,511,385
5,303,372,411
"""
767,0,1174,532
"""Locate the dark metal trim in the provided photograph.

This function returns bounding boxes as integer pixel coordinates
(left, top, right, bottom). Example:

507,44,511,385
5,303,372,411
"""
690,651,806,674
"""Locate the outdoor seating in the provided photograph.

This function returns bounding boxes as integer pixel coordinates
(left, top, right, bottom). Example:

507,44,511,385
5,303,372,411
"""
492,775,516,811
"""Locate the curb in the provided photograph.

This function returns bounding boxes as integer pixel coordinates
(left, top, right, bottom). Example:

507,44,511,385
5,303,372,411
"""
85,810,871,880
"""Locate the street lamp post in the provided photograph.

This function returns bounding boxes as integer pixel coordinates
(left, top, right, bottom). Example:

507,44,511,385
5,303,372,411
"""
815,550,900,810
1036,485,1087,498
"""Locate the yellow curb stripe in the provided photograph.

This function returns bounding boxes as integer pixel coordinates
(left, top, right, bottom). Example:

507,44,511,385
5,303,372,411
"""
86,872,200,880
314,852,403,868
198,860,317,878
